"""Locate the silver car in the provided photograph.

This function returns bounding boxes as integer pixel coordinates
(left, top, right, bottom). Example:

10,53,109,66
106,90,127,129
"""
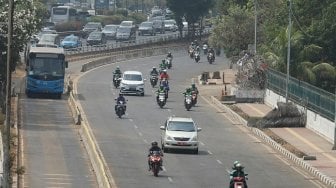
160,116,202,154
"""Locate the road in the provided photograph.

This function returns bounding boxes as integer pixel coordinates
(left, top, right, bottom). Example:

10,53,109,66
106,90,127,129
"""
20,91,97,187
77,51,323,187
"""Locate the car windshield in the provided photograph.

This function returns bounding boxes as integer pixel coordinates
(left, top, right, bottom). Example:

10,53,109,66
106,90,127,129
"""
39,34,57,43
85,23,100,29
104,25,118,31
121,21,132,27
89,32,102,39
123,74,142,81
140,22,152,27
164,20,175,25
167,121,195,132
118,27,131,33
64,36,77,42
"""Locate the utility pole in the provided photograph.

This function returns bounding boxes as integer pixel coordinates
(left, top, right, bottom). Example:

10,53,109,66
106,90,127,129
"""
285,0,292,103
332,88,336,150
254,0,257,55
4,0,14,187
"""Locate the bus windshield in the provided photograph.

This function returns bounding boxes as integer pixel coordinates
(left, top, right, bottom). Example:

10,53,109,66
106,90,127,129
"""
53,8,67,15
28,57,65,79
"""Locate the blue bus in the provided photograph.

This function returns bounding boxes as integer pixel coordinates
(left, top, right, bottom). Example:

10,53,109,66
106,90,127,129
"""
25,46,68,98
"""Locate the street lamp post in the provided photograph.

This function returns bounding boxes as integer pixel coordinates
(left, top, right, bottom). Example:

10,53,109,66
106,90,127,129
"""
285,0,292,103
254,0,257,55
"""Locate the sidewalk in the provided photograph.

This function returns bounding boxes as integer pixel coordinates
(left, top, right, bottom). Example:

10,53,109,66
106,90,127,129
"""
197,69,336,187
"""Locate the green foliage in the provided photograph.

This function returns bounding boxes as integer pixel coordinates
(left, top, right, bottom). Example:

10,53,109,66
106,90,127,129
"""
128,12,147,24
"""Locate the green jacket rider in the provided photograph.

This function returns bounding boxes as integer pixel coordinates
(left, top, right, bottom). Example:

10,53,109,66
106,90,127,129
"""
113,66,122,79
191,83,199,95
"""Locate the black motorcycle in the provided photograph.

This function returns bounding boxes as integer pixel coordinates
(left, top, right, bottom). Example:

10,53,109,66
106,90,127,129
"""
184,94,193,111
157,92,166,108
115,100,126,118
166,57,172,69
207,52,215,64
194,51,200,63
150,74,158,88
113,74,122,88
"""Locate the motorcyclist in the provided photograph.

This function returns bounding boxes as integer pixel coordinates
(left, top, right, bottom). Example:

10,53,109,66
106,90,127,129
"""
166,52,173,59
183,88,192,96
191,83,199,95
115,93,126,112
113,66,122,80
150,67,159,76
148,141,163,171
156,85,166,101
159,59,167,71
159,70,169,80
229,162,248,188
208,47,215,61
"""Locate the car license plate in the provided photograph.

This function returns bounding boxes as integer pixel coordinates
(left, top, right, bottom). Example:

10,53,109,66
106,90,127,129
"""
177,142,186,145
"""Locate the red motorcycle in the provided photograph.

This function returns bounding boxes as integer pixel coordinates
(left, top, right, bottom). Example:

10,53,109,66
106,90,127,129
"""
233,176,247,188
149,151,163,177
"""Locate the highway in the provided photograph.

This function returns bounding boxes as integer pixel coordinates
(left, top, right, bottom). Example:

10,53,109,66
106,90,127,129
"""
76,51,322,187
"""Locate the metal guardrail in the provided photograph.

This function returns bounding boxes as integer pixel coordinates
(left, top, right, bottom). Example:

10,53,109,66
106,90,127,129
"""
266,68,335,121
64,28,211,59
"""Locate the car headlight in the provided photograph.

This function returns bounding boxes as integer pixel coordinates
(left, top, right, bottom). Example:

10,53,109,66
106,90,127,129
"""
166,135,173,141
120,83,126,87
190,136,197,141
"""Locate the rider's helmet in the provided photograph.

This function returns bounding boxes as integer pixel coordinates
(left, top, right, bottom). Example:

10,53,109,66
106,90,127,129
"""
162,59,165,63
168,52,171,56
235,163,243,170
152,66,156,70
194,39,198,44
233,160,240,167
186,88,191,93
151,141,158,147
191,83,196,89
116,66,120,71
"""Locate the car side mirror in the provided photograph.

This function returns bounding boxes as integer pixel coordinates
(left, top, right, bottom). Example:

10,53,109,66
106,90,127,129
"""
160,126,165,130
197,128,202,132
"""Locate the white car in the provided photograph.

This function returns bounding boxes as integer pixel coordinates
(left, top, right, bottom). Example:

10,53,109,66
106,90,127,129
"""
120,71,145,96
160,116,202,154
164,19,177,32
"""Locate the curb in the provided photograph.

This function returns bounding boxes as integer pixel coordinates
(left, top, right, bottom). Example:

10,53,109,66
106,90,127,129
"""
209,96,336,188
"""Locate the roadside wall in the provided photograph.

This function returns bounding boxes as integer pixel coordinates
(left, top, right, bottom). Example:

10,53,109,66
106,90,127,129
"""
264,89,335,143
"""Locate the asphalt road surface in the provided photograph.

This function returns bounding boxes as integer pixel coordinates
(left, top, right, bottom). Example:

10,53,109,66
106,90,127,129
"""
21,96,97,187
77,51,323,188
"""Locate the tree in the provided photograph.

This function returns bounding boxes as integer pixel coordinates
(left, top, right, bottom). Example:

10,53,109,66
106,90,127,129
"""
167,0,214,38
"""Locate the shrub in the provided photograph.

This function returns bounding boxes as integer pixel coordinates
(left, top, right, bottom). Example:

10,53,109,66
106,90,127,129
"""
55,21,83,32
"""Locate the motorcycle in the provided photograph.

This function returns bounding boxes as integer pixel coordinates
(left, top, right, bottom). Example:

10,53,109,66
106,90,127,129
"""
157,92,166,108
150,74,158,88
232,175,248,188
149,151,163,177
194,51,200,63
115,100,126,118
184,94,193,111
165,57,172,69
188,48,194,59
191,91,198,106
160,79,170,98
207,52,215,64
202,44,208,55
113,75,121,88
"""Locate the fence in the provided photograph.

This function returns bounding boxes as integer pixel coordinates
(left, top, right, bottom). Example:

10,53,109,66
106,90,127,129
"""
266,68,335,121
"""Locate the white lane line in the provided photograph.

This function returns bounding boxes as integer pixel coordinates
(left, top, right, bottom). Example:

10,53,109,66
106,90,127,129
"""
134,125,138,129
162,166,166,171
144,139,149,144
129,119,133,122
168,177,173,183
167,109,171,112
138,132,143,137
208,150,213,155
217,160,223,165
200,141,205,146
